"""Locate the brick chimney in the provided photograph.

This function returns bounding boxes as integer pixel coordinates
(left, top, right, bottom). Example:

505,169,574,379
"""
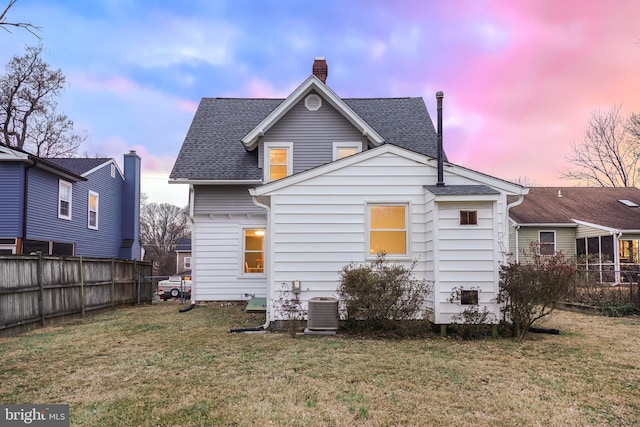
312,57,328,83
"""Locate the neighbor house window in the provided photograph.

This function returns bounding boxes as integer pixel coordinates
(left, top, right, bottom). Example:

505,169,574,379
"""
184,257,191,270
58,180,72,220
539,231,556,255
243,229,265,274
368,204,408,256
332,142,361,160
88,191,99,230
264,142,293,182
110,163,116,178
460,210,478,225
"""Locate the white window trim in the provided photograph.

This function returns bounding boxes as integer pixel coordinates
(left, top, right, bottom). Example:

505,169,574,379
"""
366,202,410,259
239,227,266,277
184,256,191,270
58,180,72,220
539,230,556,255
459,209,478,226
263,142,293,183
88,190,99,230
332,142,362,161
110,163,116,178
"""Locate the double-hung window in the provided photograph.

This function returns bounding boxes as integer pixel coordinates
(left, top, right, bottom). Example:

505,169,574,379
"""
368,204,408,256
539,231,556,255
264,142,292,182
58,180,72,220
243,229,265,274
88,191,99,230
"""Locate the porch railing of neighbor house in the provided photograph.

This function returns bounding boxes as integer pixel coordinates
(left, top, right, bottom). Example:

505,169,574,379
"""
569,265,640,308
0,254,153,337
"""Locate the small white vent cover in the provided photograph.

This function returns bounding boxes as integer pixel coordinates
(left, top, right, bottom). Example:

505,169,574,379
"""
305,94,322,111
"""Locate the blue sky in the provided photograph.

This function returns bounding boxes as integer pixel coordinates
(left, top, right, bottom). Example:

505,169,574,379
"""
2,0,640,205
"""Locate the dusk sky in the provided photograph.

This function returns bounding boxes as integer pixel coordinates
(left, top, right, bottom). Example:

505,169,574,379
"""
2,0,639,206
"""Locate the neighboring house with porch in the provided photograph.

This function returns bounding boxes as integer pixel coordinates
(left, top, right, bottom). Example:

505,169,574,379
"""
509,187,640,283
0,145,141,259
169,58,528,325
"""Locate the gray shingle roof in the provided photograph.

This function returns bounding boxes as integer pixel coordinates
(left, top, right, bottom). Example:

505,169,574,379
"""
46,158,111,176
170,96,442,181
425,185,500,196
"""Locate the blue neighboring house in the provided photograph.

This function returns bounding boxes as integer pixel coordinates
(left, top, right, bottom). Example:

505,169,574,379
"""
0,145,141,259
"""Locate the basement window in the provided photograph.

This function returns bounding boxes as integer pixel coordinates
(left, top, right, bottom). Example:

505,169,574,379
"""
461,290,479,305
459,210,477,225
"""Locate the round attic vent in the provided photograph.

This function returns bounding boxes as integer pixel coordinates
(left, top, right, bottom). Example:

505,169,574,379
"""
305,94,322,111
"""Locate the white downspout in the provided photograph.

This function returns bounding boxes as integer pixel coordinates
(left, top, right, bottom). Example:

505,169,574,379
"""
251,194,271,330
504,195,525,263
189,185,196,304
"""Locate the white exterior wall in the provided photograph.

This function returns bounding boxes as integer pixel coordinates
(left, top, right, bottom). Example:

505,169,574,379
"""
266,153,432,320
192,213,267,301
431,200,501,324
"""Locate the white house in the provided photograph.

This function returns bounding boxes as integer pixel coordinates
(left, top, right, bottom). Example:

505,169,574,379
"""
169,58,527,326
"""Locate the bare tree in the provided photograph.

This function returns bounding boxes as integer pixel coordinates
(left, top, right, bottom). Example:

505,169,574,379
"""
512,176,536,187
140,203,191,276
1,0,41,37
562,104,640,187
0,44,84,157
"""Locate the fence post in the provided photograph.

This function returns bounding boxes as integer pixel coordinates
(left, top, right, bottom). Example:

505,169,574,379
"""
134,260,140,304
37,252,45,327
111,258,115,309
79,256,85,317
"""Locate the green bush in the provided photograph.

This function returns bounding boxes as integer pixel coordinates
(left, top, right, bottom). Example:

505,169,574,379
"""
337,254,431,331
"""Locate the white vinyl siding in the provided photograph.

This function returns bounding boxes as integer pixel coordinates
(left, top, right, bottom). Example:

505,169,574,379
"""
265,153,431,320
431,200,500,324
191,215,267,301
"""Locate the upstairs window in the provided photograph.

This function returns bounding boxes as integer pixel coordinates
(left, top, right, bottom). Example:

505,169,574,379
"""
264,142,293,182
332,142,361,160
58,180,72,220
368,204,408,256
110,163,116,178
184,257,191,270
539,231,556,255
460,210,478,225
88,191,99,230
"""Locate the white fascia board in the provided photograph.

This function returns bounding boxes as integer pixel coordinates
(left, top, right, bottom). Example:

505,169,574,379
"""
241,75,385,150
572,219,618,233
0,145,30,161
168,179,262,185
251,144,428,196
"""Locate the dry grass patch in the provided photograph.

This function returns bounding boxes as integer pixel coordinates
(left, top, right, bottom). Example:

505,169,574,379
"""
1,302,639,426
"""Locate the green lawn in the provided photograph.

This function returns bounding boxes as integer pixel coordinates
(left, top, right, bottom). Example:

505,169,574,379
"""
1,302,639,426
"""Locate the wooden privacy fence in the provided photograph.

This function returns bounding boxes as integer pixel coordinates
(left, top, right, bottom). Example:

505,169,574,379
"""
0,254,153,337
